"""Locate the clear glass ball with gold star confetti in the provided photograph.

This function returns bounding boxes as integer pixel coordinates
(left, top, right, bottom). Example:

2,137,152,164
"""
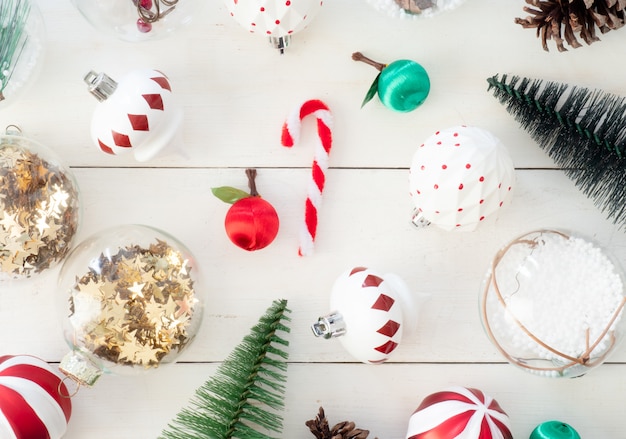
57,224,204,387
0,126,80,280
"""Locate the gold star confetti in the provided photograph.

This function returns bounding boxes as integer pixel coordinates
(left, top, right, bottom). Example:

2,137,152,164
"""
67,239,200,369
0,140,79,278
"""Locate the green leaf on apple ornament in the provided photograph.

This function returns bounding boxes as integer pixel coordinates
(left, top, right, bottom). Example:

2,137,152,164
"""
211,186,249,204
361,72,381,108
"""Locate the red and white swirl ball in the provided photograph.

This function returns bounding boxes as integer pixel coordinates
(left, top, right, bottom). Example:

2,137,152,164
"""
406,386,512,439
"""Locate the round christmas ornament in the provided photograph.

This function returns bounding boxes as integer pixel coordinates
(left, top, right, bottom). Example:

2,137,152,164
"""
0,126,80,280
0,0,45,109
84,69,183,162
0,355,72,439
367,0,466,19
352,52,430,112
311,266,418,364
530,421,580,439
480,229,626,378
406,387,512,439
409,125,514,231
71,0,204,42
57,224,204,387
212,168,279,251
224,0,324,53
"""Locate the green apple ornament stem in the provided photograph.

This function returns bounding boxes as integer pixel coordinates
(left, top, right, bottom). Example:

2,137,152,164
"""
352,51,430,112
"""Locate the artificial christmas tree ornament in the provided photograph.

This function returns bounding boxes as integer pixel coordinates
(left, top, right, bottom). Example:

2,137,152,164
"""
71,0,204,42
282,99,333,256
212,168,279,251
0,0,45,109
488,73,626,227
530,421,581,439
352,52,430,112
57,224,204,387
306,406,377,439
311,266,418,364
480,229,626,378
0,355,72,439
406,386,512,439
224,0,324,53
84,68,183,162
409,125,514,231
366,0,466,19
161,299,290,439
0,126,80,280
516,0,626,52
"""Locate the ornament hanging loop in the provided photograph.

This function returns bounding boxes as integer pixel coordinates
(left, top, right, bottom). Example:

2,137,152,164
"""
5,124,22,135
58,376,81,399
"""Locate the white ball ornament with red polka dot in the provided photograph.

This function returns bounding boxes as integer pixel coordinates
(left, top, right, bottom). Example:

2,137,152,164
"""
409,125,515,231
224,0,324,51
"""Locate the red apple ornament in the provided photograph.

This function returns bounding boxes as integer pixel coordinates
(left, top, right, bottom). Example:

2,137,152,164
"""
212,169,279,251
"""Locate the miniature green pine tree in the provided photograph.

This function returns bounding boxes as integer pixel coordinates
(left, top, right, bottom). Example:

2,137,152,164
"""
160,299,291,439
0,0,31,101
487,73,626,226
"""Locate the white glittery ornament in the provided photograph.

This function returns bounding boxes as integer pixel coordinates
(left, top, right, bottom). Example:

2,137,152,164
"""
409,125,515,231
365,0,466,19
480,229,626,378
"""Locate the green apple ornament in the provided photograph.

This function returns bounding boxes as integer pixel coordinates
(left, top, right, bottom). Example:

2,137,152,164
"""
212,169,279,251
352,51,430,112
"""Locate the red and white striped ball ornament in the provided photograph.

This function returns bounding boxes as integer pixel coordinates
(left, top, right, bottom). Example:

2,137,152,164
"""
85,68,183,162
409,125,514,231
0,355,72,439
224,0,324,52
311,267,418,364
406,387,512,439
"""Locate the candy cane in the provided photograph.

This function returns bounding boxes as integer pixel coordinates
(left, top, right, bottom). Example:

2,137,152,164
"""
281,99,333,256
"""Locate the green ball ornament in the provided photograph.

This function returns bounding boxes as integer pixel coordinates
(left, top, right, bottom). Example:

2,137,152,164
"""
353,52,430,112
530,421,581,439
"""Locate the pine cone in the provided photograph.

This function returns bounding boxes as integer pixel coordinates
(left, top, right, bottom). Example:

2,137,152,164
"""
515,0,626,51
306,407,378,439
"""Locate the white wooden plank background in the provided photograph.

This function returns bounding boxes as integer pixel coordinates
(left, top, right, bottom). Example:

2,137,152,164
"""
1,0,626,437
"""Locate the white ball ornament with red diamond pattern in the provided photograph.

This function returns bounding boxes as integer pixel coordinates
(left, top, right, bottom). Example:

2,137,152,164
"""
311,267,418,364
0,355,73,439
406,386,513,439
86,68,183,162
409,125,515,231
224,0,324,51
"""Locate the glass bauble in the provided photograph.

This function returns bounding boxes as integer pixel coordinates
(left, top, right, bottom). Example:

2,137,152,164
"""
366,0,466,19
0,128,80,280
0,0,45,108
70,0,203,42
58,224,204,386
480,229,626,378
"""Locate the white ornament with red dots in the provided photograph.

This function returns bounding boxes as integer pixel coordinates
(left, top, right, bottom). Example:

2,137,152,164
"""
312,267,418,364
406,386,513,439
86,68,183,162
224,0,323,39
409,125,515,231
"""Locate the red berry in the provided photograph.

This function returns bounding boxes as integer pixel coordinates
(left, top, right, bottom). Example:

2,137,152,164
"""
224,196,279,251
140,0,153,8
137,18,152,33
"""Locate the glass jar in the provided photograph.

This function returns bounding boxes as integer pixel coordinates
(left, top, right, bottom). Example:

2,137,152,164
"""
0,126,80,279
58,224,204,386
70,0,203,42
480,229,626,378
